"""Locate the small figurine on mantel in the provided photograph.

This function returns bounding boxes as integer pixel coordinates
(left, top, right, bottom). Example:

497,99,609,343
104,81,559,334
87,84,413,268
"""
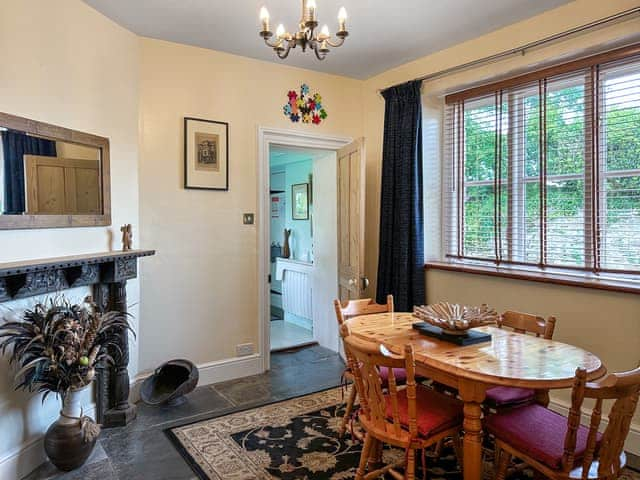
120,224,133,251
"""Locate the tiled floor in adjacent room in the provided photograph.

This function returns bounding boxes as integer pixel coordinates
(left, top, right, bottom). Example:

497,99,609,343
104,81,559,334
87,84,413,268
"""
23,345,345,480
270,319,314,351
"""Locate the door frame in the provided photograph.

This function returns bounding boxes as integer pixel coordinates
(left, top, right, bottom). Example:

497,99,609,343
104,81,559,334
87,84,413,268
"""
257,126,352,371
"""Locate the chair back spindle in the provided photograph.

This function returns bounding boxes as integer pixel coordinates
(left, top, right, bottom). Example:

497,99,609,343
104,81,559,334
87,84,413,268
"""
561,366,640,479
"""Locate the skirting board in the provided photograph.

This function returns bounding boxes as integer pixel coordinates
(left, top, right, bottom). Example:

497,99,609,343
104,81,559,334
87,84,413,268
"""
549,398,640,456
130,353,264,404
0,404,96,480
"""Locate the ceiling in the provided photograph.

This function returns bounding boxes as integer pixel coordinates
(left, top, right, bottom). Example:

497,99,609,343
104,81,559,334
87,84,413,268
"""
83,0,572,79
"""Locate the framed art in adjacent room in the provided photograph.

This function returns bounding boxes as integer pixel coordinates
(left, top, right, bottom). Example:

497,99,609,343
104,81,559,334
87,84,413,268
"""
184,117,229,190
291,183,309,220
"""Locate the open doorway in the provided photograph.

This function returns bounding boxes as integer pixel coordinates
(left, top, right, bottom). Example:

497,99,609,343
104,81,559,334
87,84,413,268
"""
258,128,366,371
269,145,335,351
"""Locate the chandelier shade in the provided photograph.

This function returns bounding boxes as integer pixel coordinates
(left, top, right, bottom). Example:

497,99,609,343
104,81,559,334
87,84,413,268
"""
259,0,349,60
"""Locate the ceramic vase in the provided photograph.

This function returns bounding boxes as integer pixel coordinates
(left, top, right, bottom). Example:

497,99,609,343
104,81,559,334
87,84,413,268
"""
282,229,291,258
44,385,99,471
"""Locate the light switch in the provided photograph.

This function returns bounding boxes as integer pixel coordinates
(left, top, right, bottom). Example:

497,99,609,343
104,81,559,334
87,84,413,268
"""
243,213,255,225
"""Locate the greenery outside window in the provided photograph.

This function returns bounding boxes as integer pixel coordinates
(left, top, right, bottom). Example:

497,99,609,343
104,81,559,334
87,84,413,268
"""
443,49,640,277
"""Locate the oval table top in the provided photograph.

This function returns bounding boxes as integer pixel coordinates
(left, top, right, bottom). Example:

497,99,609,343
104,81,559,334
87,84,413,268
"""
346,312,606,389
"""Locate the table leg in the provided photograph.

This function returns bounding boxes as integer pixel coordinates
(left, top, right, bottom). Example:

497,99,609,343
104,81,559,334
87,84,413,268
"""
459,381,486,480
534,389,550,407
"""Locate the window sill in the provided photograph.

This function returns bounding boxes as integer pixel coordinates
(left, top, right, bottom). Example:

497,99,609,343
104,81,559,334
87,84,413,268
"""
424,261,640,294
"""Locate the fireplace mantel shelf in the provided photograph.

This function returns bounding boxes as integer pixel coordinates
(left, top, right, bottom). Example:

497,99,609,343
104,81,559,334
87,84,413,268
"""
0,249,155,277
0,249,155,302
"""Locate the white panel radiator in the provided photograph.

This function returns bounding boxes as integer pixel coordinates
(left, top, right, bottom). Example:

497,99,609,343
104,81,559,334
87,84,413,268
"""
276,258,313,322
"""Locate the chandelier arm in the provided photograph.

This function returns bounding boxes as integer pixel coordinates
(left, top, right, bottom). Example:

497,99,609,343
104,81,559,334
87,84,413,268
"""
312,43,327,61
326,37,345,48
277,42,293,59
263,37,282,49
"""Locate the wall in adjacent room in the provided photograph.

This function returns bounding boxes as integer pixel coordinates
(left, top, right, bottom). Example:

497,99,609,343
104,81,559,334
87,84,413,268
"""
362,0,640,453
137,38,363,376
271,159,314,262
0,0,141,477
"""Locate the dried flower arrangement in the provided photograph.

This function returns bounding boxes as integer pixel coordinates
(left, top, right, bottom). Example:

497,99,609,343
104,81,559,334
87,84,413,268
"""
0,296,133,402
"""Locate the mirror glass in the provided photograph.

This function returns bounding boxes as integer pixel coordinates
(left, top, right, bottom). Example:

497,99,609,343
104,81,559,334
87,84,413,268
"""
0,127,103,216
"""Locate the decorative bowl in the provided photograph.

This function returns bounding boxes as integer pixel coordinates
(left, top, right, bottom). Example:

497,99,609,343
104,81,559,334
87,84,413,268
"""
413,302,498,335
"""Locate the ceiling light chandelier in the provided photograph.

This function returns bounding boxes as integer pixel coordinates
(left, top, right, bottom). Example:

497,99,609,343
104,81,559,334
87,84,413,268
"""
259,0,349,60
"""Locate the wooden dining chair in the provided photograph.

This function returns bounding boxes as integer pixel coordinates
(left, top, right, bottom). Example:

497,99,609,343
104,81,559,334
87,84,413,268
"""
488,365,640,480
485,310,557,410
341,324,463,480
334,296,402,436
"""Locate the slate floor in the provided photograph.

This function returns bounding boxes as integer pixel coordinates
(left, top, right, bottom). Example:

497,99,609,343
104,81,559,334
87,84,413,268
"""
23,345,345,480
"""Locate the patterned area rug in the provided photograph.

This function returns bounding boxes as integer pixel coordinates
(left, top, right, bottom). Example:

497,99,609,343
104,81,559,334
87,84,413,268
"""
166,387,640,480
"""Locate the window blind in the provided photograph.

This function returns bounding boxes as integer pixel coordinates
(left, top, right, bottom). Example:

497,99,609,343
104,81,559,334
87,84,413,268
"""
444,45,640,274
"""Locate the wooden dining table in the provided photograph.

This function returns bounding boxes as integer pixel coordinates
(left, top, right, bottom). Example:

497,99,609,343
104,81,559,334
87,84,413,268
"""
345,312,606,480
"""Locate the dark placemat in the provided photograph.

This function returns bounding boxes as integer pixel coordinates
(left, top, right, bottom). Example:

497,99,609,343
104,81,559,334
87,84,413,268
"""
412,322,492,346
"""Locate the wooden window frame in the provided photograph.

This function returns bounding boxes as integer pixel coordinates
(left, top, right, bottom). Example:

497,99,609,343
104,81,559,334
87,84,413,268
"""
441,43,640,284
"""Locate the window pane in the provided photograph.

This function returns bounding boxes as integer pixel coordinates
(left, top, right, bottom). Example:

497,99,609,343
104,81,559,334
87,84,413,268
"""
602,66,640,172
524,94,541,178
544,74,588,267
600,60,640,270
602,176,640,270
463,96,500,260
464,185,495,258
524,182,541,264
546,179,585,266
464,98,496,183
546,79,586,176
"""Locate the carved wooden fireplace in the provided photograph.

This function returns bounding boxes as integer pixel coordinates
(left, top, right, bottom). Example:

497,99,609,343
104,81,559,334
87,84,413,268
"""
0,249,155,427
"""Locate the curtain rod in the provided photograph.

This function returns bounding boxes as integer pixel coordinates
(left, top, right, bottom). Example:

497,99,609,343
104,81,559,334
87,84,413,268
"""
377,7,640,94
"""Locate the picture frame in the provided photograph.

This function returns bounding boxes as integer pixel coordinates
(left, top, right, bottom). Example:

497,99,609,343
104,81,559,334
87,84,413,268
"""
184,117,229,190
291,183,309,220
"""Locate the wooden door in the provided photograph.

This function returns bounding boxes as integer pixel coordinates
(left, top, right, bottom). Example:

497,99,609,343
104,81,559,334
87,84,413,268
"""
337,138,366,301
25,155,101,214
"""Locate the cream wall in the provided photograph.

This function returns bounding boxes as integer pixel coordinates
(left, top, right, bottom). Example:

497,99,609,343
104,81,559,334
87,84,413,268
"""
0,0,140,477
137,38,363,373
362,0,640,452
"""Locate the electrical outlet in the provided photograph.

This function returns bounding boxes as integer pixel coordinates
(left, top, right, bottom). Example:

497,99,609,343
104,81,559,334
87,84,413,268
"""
236,343,255,357
243,213,255,225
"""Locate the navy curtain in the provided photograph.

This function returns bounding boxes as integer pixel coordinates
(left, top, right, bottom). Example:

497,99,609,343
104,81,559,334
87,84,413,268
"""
2,131,56,214
375,80,425,311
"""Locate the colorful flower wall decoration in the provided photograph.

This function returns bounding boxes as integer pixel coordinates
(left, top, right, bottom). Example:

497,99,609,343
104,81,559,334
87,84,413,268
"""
284,84,327,125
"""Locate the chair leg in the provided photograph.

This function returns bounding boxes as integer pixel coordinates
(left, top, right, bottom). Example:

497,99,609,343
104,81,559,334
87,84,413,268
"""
493,444,502,479
406,448,416,480
452,433,463,465
495,447,511,480
356,432,373,480
433,439,443,457
368,438,382,467
340,385,357,437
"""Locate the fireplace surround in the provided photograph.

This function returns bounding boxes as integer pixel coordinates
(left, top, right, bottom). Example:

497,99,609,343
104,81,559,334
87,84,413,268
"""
0,249,155,427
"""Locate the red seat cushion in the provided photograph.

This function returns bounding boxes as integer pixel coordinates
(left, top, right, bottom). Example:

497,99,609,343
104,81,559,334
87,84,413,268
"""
379,367,407,386
485,386,535,408
486,404,601,470
385,385,463,438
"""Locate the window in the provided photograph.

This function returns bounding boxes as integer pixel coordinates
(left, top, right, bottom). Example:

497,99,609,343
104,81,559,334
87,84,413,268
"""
444,47,640,275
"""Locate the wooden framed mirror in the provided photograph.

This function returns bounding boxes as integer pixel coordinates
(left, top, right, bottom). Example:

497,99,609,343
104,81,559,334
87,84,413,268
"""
0,112,110,229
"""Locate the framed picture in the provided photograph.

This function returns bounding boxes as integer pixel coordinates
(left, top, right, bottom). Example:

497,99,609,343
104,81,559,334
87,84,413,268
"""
184,117,229,190
291,183,309,220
